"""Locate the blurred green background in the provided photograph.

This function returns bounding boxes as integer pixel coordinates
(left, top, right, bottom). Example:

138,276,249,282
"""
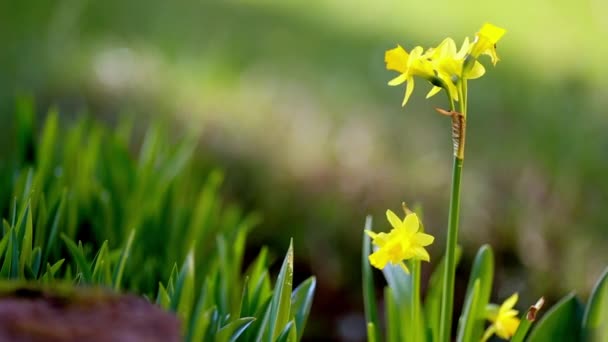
1,0,607,339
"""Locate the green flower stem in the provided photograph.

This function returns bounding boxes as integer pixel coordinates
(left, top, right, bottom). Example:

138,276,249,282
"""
439,83,467,342
411,259,421,342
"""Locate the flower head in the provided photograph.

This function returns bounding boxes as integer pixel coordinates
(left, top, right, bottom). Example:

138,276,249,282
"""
482,293,521,341
365,209,435,273
385,23,505,108
469,23,507,66
385,45,436,106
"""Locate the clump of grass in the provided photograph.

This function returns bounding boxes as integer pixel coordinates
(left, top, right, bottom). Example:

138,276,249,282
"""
0,99,315,341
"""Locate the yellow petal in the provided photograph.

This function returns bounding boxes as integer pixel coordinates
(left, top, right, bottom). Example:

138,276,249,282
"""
369,251,389,270
402,77,415,107
402,213,419,234
456,37,471,59
466,61,486,79
496,316,520,339
385,45,409,73
411,247,430,262
437,38,457,57
388,73,408,86
413,232,435,246
500,293,519,313
478,23,506,45
426,86,443,99
386,209,403,229
365,230,378,239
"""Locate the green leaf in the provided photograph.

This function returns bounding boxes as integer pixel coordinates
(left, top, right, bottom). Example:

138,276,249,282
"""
216,317,256,342
456,279,480,342
173,250,196,333
362,216,382,342
18,204,33,277
112,228,136,290
424,246,462,342
385,286,401,342
186,282,209,342
511,297,545,342
457,245,493,342
30,246,42,277
265,240,294,342
275,320,297,342
61,234,92,282
582,267,608,342
367,322,377,342
43,189,66,266
290,276,316,341
527,293,583,342
156,283,171,310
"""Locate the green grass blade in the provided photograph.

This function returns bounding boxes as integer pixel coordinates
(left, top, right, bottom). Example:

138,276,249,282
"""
456,279,480,342
173,250,196,334
216,317,256,342
18,203,33,278
366,322,377,342
457,245,494,342
61,234,92,282
527,293,583,341
362,215,382,342
266,240,294,342
275,320,297,342
582,267,608,341
43,189,66,266
290,276,316,341
424,246,462,342
112,228,136,290
385,286,401,342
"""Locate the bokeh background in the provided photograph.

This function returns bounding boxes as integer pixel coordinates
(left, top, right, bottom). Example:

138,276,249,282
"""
1,0,607,340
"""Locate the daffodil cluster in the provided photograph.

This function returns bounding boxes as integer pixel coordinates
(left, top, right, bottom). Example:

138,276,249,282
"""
365,209,434,273
385,23,506,108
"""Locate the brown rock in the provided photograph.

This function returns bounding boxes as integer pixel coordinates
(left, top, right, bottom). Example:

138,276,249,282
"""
0,284,180,342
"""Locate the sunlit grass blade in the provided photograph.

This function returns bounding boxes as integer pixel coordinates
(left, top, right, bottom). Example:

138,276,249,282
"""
61,234,92,282
511,297,545,342
275,320,297,342
216,317,256,342
266,239,294,341
290,276,316,341
581,267,608,341
362,215,382,342
527,293,583,341
457,245,493,341
366,322,377,342
112,228,136,290
172,250,196,332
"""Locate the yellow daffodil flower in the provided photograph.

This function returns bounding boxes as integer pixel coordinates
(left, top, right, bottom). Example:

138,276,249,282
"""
365,209,435,273
386,23,505,107
482,293,521,341
469,23,507,66
423,37,486,100
385,45,436,106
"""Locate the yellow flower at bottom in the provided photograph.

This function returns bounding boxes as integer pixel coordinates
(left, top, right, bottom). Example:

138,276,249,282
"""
482,293,521,341
365,209,434,273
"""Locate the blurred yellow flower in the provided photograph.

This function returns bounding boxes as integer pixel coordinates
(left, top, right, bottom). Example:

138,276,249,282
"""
469,23,507,66
385,45,435,106
423,37,486,101
482,293,521,341
365,209,434,273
